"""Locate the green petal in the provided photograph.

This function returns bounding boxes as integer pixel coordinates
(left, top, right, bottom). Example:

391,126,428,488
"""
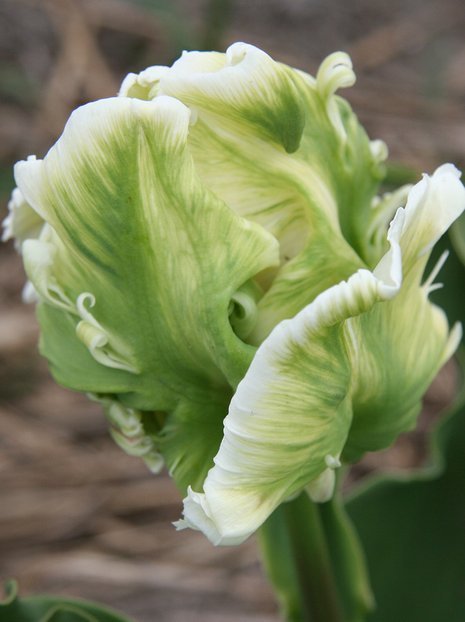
37,303,138,396
159,388,232,492
15,96,278,413
345,164,465,459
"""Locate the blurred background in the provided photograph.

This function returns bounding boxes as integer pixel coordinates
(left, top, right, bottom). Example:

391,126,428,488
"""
0,1,464,620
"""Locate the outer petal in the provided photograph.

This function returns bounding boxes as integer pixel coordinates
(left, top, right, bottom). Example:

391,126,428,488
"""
14,95,278,416
178,165,465,545
345,164,465,458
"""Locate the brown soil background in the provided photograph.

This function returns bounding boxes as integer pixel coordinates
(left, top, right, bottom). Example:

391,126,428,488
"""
1,1,465,620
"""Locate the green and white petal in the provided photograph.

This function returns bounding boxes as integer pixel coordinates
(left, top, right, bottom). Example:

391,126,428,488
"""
345,164,465,458
149,44,384,334
21,221,83,312
14,95,278,415
178,166,464,544
178,226,404,545
306,453,342,503
37,302,140,396
157,44,348,239
2,186,45,250
160,42,306,154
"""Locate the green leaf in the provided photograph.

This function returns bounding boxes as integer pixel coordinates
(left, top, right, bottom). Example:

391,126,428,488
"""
0,580,133,622
347,389,465,621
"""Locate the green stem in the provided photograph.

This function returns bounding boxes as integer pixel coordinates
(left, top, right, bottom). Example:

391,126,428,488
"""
259,493,343,622
258,492,374,622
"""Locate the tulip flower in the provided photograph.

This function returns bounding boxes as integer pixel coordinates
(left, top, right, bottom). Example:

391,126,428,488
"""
4,43,464,547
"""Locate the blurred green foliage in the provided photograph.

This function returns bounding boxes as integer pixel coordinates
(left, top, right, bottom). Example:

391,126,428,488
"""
0,580,133,622
348,388,465,621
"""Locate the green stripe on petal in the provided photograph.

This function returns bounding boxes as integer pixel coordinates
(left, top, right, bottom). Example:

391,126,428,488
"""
15,96,278,413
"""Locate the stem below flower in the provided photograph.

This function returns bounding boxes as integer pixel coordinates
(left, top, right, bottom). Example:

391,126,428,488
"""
258,492,373,622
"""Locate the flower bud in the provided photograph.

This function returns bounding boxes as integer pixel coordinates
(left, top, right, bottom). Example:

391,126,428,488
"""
5,43,464,546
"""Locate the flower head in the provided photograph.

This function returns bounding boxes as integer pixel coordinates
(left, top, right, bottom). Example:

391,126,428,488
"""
5,43,465,545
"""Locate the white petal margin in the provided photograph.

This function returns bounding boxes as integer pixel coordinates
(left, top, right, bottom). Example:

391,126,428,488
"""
119,65,169,99
400,164,465,269
2,186,45,250
160,42,276,104
177,164,465,545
